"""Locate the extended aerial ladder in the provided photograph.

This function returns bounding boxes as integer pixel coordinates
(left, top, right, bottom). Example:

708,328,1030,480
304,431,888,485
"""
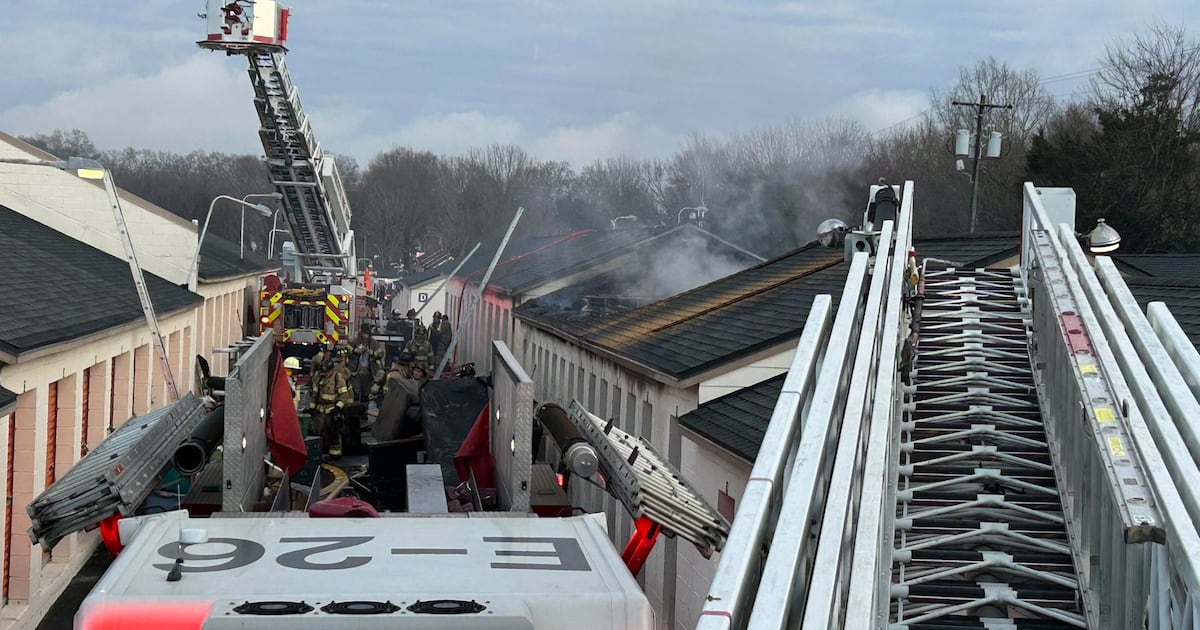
198,0,356,279
698,182,1200,629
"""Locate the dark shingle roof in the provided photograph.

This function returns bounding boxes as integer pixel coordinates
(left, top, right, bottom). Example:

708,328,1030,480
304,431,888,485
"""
679,374,785,463
0,205,203,358
915,232,1019,266
477,228,665,294
401,265,447,286
453,234,566,280
0,383,15,416
517,243,848,381
1123,277,1200,348
460,225,756,296
197,233,279,282
516,231,1019,386
1114,254,1200,279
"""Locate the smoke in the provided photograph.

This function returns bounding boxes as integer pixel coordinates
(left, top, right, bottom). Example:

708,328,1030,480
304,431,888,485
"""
619,228,757,303
668,117,872,258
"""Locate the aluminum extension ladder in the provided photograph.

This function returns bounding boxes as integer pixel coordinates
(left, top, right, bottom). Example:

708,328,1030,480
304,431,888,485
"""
101,169,180,401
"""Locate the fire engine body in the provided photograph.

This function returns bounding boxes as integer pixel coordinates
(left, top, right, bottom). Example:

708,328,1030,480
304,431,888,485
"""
77,512,654,629
258,282,353,348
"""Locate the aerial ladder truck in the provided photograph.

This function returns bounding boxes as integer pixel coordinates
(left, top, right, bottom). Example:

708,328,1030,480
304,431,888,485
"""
199,0,362,352
698,182,1200,629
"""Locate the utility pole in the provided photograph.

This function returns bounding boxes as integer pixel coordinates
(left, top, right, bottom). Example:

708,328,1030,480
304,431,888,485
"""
952,93,1012,233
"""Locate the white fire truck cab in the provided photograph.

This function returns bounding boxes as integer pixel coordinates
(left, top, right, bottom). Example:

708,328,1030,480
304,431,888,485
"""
77,511,653,629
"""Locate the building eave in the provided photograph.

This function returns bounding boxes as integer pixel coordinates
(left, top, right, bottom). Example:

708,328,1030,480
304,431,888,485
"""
2,302,196,365
515,312,683,387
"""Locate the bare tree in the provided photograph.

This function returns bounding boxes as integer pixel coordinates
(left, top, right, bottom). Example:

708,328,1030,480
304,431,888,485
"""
932,57,1058,150
18,129,99,160
1087,22,1200,132
358,148,449,268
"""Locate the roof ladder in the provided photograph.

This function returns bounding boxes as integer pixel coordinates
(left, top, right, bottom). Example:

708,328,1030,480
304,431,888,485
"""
101,172,180,401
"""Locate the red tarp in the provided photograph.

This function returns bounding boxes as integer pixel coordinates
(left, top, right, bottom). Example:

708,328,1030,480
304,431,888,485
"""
453,403,494,489
266,352,308,473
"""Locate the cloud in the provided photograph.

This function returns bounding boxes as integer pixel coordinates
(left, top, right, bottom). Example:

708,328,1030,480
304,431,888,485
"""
0,53,260,155
376,111,526,158
833,89,929,132
530,113,679,166
312,109,678,167
3,0,1196,169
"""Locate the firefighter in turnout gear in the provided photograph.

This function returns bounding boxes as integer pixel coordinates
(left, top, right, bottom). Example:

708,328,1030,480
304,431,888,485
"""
375,354,412,398
352,324,384,402
405,322,434,374
313,346,354,456
432,312,452,369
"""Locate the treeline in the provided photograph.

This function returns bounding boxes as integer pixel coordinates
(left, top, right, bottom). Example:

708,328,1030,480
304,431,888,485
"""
21,24,1200,262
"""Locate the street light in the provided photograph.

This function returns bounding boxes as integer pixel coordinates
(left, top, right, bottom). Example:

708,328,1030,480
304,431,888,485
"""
678,206,709,228
239,192,282,259
1086,218,1121,253
189,195,274,287
610,215,638,230
267,207,290,260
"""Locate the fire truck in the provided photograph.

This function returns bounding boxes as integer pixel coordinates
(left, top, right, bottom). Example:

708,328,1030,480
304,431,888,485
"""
257,281,352,348
199,0,365,352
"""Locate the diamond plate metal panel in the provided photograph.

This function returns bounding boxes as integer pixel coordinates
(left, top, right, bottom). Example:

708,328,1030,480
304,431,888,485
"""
223,334,273,512
491,340,532,512
567,399,729,556
27,393,204,548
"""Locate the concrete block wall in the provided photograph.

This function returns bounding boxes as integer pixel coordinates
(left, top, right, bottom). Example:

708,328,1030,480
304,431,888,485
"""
0,309,196,629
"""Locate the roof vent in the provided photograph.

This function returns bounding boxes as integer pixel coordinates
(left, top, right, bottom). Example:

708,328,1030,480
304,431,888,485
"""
321,600,401,615
233,601,314,615
407,599,487,615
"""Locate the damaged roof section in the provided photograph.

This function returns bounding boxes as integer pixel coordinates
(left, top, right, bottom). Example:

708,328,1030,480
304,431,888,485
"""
460,224,761,297
0,204,202,360
516,231,1019,385
518,243,847,382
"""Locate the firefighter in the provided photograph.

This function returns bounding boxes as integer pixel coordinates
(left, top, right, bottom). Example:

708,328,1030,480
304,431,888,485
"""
283,356,302,410
352,324,383,402
313,347,354,456
405,322,434,374
379,354,412,396
429,312,443,359
434,312,452,368
310,345,329,381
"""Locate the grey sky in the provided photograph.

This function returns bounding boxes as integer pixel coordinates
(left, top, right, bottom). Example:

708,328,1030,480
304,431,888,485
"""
0,0,1194,166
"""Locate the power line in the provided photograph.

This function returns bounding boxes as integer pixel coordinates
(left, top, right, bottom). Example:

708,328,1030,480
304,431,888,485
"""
872,106,934,135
